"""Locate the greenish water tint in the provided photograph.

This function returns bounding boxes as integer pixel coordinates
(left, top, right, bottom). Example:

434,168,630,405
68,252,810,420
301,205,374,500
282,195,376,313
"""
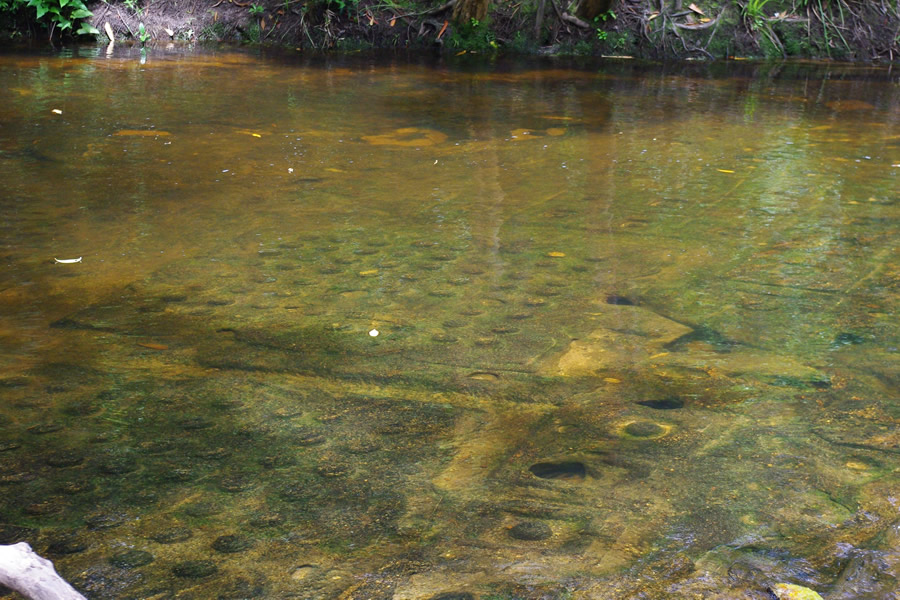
0,46,898,598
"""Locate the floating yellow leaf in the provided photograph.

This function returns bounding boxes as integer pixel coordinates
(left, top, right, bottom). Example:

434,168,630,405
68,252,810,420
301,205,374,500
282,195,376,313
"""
547,251,566,258
456,50,467,56
649,352,669,359
359,269,378,276
717,169,735,173
769,584,824,600
251,133,262,138
603,377,622,384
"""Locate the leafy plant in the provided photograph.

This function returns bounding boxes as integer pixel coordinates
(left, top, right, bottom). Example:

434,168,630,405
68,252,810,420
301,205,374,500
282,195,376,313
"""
741,0,771,29
248,3,264,15
21,0,99,36
593,9,615,43
137,20,150,44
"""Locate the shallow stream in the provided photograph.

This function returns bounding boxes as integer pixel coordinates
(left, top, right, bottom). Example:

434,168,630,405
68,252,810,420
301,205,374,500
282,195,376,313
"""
1,46,898,599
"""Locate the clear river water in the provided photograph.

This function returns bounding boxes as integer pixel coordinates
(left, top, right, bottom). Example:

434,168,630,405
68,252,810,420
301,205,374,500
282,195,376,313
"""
0,45,898,599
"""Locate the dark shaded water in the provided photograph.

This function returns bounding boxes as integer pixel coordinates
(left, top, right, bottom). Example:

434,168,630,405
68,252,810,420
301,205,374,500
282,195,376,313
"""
1,46,898,599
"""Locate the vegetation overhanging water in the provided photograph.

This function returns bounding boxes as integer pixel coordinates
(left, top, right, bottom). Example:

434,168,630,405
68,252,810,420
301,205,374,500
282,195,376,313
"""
0,46,898,599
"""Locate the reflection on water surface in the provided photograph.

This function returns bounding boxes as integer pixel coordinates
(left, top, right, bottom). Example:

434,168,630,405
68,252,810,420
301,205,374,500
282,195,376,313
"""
0,46,898,599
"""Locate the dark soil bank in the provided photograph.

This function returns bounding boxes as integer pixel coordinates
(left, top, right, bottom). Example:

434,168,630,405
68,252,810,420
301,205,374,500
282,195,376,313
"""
7,0,900,60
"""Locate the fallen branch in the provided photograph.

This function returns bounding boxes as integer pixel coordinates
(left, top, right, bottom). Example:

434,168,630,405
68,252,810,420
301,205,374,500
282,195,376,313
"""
549,0,591,30
0,543,86,600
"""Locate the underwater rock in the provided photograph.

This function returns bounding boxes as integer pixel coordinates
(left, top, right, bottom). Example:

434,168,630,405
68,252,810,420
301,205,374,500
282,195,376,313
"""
172,560,218,579
315,459,351,478
829,552,897,599
151,527,193,544
623,421,666,438
179,416,214,430
606,294,635,305
27,423,64,435
45,451,85,468
46,534,88,556
25,500,65,516
97,453,137,475
61,400,100,416
212,534,254,553
548,305,692,376
727,561,769,588
249,512,285,528
110,549,154,569
529,461,586,481
508,521,553,541
637,397,684,410
0,526,36,545
218,575,267,598
291,427,327,446
85,512,126,530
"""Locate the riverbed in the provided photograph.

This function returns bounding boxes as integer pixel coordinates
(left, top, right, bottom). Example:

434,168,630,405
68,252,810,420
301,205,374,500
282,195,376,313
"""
0,46,898,599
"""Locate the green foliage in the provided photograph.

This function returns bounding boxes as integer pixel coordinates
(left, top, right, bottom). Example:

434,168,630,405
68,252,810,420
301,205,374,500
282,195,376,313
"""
740,0,771,29
0,0,98,36
507,29,536,53
13,0,99,36
137,20,150,43
447,15,498,52
244,21,261,42
198,21,227,40
593,9,615,44
600,30,629,52
248,3,264,15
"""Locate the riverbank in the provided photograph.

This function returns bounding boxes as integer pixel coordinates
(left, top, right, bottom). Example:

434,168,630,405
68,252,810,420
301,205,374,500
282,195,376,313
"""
2,0,899,60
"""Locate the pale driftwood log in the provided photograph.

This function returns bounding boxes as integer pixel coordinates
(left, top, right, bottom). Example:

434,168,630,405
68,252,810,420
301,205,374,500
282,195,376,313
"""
0,543,86,600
